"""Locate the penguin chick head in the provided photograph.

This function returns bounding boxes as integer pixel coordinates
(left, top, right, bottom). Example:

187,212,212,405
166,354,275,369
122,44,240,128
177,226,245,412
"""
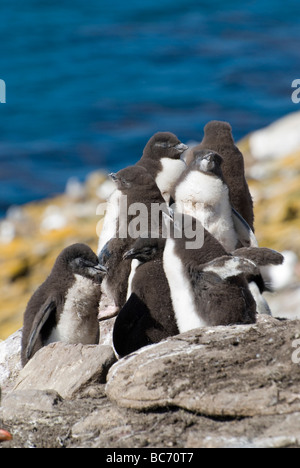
144,132,188,160
204,120,234,141
55,243,107,284
110,166,157,192
192,150,224,179
123,235,165,263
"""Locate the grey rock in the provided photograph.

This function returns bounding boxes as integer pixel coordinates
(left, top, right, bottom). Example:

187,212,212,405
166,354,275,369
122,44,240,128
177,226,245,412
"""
1,389,62,420
186,412,300,448
0,329,22,392
99,317,116,346
13,342,116,399
1,315,300,448
106,315,300,417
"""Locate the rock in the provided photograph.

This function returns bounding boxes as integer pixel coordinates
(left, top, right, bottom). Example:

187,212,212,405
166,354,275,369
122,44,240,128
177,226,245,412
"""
40,205,68,233
13,342,116,399
265,287,300,320
96,178,115,200
65,177,86,201
1,389,62,420
106,315,300,417
99,317,116,346
71,405,130,441
1,316,300,448
0,220,15,244
265,250,299,290
0,329,22,392
186,412,300,448
249,112,300,160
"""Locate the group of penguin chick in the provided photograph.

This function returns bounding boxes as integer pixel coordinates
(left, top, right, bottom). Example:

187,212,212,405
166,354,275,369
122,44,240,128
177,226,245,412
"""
21,121,284,367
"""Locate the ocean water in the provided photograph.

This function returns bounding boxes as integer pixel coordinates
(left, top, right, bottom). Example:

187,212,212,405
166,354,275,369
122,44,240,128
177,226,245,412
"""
0,0,300,217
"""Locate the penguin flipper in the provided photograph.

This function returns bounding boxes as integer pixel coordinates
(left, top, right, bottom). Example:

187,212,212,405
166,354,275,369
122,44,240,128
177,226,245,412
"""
232,207,258,248
113,293,155,358
202,255,260,279
233,247,284,266
26,300,56,360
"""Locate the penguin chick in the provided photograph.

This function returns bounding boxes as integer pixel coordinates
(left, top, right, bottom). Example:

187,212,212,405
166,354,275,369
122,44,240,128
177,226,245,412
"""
112,236,178,358
162,214,257,333
97,132,187,254
232,246,285,316
136,131,188,204
98,166,170,322
233,246,284,293
21,243,106,367
98,237,131,322
186,120,254,230
173,150,258,253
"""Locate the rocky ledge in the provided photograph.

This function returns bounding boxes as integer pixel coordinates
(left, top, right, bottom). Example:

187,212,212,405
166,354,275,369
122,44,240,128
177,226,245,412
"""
1,315,300,448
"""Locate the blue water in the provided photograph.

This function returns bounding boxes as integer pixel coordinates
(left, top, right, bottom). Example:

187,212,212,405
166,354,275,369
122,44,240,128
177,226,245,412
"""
0,0,300,217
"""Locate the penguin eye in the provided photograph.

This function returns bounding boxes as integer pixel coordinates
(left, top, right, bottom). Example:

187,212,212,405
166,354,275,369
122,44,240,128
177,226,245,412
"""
120,178,132,188
71,257,96,270
70,257,85,269
155,142,170,149
142,247,154,255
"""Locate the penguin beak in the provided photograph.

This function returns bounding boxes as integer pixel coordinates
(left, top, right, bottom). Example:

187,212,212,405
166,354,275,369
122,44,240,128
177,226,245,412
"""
202,152,214,161
197,152,215,171
92,263,108,274
175,143,188,154
123,249,135,260
84,261,108,276
0,429,12,442
109,173,118,182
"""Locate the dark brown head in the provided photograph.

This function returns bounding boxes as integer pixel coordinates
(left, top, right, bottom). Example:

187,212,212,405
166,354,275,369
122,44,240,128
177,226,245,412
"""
54,243,107,284
203,121,234,144
143,132,188,161
109,166,157,193
123,235,166,263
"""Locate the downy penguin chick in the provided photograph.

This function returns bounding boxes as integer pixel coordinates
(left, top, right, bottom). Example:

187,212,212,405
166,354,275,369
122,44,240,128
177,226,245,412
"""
173,150,257,253
21,243,106,366
112,235,178,358
233,246,284,316
98,166,170,323
97,132,187,254
162,214,257,333
186,120,254,230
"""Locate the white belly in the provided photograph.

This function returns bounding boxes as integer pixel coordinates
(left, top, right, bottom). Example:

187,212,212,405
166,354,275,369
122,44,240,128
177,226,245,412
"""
97,189,121,254
45,275,100,345
175,171,238,252
156,158,186,203
126,259,141,300
163,238,207,332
